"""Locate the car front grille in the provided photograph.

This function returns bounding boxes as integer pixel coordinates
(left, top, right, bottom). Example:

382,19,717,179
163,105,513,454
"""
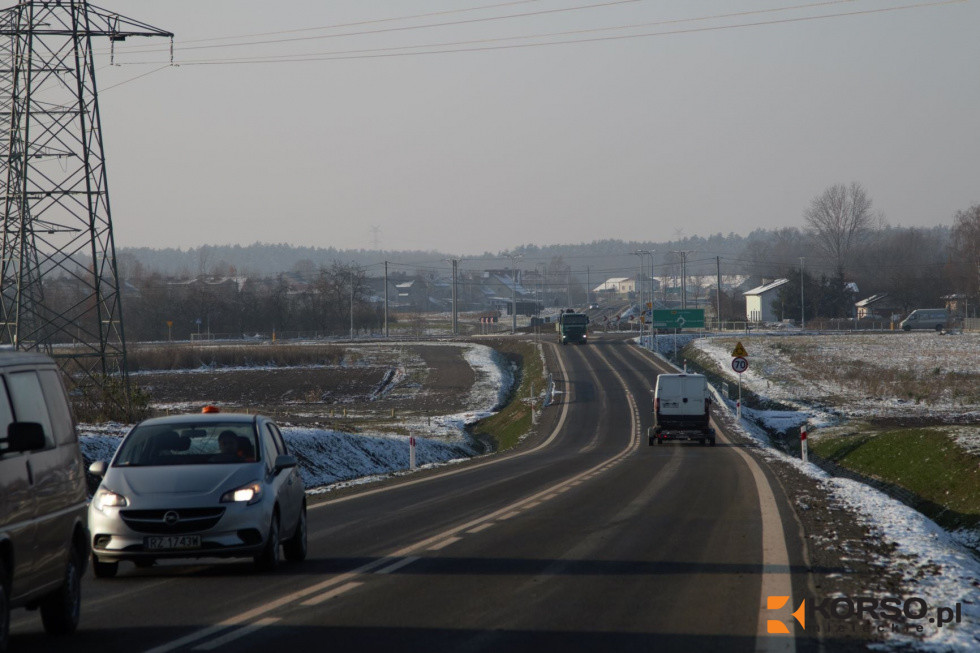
120,507,226,534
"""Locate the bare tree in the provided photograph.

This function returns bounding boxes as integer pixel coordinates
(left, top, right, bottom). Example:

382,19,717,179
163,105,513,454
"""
951,204,980,302
803,182,883,275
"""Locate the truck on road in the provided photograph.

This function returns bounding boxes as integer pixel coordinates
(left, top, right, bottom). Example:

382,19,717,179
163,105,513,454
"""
649,373,715,446
556,311,589,345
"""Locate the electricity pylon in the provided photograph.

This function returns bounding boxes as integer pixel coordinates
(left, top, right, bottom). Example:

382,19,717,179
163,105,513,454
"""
0,1,171,417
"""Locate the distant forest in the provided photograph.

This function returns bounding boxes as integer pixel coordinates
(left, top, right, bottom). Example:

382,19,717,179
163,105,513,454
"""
111,194,979,339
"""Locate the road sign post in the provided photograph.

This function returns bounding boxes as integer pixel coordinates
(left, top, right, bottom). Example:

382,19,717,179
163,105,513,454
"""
800,426,808,463
731,356,748,420
409,436,416,470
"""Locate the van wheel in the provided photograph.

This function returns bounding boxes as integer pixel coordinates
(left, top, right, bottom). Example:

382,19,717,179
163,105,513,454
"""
935,324,944,332
1,564,10,653
40,546,82,635
91,555,118,579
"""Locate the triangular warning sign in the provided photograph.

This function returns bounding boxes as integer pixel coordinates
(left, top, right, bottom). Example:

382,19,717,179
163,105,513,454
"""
731,341,748,357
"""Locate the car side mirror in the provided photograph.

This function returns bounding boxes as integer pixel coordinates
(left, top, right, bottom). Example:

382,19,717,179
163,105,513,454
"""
274,454,297,472
5,422,46,452
89,460,107,477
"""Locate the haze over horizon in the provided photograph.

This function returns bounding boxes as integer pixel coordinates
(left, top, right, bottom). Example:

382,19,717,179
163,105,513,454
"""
98,1,978,255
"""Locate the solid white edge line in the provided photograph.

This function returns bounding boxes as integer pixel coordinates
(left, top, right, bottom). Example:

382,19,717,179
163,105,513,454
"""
622,341,797,653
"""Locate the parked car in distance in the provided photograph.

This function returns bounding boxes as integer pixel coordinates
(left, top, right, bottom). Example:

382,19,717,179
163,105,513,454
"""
899,308,950,331
1,352,89,651
649,373,715,446
88,411,306,578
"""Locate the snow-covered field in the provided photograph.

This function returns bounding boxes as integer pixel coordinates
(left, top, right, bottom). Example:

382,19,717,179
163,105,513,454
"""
688,331,980,426
672,331,980,651
80,342,515,491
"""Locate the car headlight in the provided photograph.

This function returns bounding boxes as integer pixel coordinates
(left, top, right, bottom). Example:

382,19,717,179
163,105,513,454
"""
220,482,262,505
94,488,128,512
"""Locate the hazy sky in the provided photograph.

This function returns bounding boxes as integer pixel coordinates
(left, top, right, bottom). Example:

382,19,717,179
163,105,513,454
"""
96,0,979,254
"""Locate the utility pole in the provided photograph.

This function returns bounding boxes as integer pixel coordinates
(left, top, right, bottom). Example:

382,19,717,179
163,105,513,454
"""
586,266,591,306
632,250,652,336
349,269,355,340
566,269,572,308
716,256,722,330
800,257,805,330
671,250,695,309
0,2,172,418
508,254,522,333
384,261,389,338
451,258,458,335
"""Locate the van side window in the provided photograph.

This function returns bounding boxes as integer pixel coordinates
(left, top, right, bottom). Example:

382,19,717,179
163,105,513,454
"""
0,377,14,456
7,371,55,448
39,370,76,445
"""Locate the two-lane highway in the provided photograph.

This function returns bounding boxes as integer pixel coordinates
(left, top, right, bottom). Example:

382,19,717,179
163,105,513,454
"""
10,337,817,652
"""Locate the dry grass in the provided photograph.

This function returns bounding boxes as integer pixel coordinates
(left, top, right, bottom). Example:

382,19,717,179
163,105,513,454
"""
126,343,346,372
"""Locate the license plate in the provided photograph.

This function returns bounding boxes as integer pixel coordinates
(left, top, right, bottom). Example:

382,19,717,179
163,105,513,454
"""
144,535,201,550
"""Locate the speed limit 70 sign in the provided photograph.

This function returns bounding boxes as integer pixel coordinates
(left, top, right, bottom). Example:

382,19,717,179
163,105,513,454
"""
731,357,749,374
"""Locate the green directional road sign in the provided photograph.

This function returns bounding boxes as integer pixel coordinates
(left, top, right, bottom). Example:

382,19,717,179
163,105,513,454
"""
651,309,705,329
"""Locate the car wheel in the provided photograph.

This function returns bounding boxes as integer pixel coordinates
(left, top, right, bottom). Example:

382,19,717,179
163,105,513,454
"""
254,512,281,572
40,545,82,636
283,506,307,563
1,564,10,653
91,555,118,579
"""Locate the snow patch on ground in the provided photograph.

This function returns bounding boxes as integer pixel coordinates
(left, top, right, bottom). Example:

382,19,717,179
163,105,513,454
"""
80,342,513,487
691,334,980,651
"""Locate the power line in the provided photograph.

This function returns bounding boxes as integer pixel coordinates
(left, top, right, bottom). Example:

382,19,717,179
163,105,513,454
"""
107,0,644,55
113,0,963,67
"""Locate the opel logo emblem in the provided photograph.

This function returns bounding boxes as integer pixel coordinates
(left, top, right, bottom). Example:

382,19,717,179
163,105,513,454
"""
163,511,180,526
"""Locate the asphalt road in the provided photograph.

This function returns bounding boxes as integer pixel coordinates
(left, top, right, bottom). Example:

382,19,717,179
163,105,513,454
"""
10,336,820,653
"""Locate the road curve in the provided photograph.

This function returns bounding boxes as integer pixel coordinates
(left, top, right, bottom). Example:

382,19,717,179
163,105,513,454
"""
9,336,817,653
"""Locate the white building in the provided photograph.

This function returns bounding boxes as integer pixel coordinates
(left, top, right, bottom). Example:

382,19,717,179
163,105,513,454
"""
743,278,789,323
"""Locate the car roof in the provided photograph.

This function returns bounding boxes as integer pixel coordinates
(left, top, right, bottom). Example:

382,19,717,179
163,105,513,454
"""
137,413,263,428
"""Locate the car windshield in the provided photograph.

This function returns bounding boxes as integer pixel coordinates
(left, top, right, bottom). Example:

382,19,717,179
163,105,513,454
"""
114,421,260,467
562,314,588,325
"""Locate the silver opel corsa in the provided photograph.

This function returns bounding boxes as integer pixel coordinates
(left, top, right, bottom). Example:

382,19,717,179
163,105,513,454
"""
87,411,306,577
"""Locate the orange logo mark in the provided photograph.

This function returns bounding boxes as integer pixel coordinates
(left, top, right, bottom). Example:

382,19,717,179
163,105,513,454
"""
767,596,806,633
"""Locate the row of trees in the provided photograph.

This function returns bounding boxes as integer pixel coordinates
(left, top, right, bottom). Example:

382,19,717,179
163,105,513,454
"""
120,262,387,341
736,183,978,319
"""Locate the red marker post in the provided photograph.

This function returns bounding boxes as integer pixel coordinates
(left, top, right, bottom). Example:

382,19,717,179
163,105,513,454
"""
800,426,808,463
409,436,417,470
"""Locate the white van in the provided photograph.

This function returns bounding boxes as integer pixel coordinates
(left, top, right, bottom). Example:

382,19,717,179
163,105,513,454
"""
0,352,89,650
900,308,950,331
649,373,715,446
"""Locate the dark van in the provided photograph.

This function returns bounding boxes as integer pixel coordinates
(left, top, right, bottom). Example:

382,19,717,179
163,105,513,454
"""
0,352,88,651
